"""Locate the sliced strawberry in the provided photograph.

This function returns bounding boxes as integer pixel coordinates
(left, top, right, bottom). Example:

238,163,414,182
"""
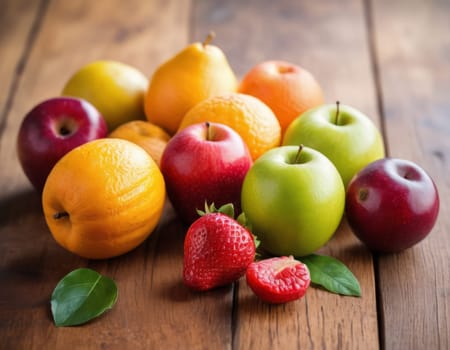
246,256,310,303
183,212,256,291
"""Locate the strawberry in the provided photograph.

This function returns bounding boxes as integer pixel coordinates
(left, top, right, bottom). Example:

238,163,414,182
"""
183,204,256,291
246,256,310,303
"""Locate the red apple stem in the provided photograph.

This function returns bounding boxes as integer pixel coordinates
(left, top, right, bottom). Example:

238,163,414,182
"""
358,188,369,201
53,211,69,219
203,31,216,46
294,144,304,163
205,121,213,140
335,101,340,125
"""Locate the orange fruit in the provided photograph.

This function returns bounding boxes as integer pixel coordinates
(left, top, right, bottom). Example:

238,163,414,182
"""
144,33,237,135
109,120,171,166
238,60,324,134
178,93,281,160
42,138,166,259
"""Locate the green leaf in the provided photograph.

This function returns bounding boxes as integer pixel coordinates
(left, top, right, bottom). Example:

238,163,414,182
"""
300,254,361,297
196,201,211,216
196,202,235,219
236,212,252,231
252,235,261,250
51,268,118,327
216,203,235,218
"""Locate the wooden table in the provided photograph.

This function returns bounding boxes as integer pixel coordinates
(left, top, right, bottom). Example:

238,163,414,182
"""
1,1,449,349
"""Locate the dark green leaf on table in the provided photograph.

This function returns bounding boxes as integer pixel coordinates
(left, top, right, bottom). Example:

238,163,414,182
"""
51,268,118,327
300,254,361,297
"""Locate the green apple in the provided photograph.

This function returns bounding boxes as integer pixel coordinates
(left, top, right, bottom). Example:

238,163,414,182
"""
241,145,345,257
282,102,385,187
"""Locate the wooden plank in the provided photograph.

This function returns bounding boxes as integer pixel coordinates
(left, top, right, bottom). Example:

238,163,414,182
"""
192,0,380,348
0,0,235,348
0,0,44,131
5,0,447,349
370,0,450,349
0,6,56,348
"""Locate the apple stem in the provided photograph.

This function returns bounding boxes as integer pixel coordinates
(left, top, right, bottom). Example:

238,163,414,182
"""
203,31,216,46
294,144,304,163
205,121,213,140
335,101,340,125
53,212,69,219
358,188,369,202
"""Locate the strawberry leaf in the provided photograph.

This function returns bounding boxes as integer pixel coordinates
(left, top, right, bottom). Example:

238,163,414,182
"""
197,202,235,218
196,201,214,216
252,235,261,250
217,203,235,218
300,254,361,297
236,212,252,230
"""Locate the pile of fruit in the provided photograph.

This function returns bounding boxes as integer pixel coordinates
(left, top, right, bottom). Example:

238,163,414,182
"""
17,33,440,307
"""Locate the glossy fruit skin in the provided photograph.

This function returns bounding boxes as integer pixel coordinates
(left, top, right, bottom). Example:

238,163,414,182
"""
62,60,148,130
17,97,108,192
283,103,385,187
179,93,281,160
239,60,324,134
42,138,166,259
183,213,256,291
144,39,238,135
160,122,252,224
246,256,311,304
345,158,440,253
241,146,345,257
109,120,171,167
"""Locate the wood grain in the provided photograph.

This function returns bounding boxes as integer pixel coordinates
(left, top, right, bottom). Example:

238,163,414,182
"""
192,0,380,118
0,0,220,349
1,0,449,349
192,0,380,348
0,0,44,120
370,0,450,349
0,4,57,349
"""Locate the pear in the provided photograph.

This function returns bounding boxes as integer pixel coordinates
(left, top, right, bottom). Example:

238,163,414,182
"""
62,60,148,131
144,33,238,135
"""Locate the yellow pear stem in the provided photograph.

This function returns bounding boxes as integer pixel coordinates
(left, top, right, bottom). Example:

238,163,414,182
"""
203,31,216,47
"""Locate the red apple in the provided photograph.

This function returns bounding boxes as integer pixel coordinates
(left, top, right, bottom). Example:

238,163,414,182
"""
160,122,252,224
345,158,440,253
17,97,108,192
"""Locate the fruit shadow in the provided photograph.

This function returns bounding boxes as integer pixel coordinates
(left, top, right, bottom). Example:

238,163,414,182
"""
231,279,302,323
0,188,91,324
0,187,42,226
0,187,82,273
160,277,234,303
151,201,238,304
1,242,88,324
